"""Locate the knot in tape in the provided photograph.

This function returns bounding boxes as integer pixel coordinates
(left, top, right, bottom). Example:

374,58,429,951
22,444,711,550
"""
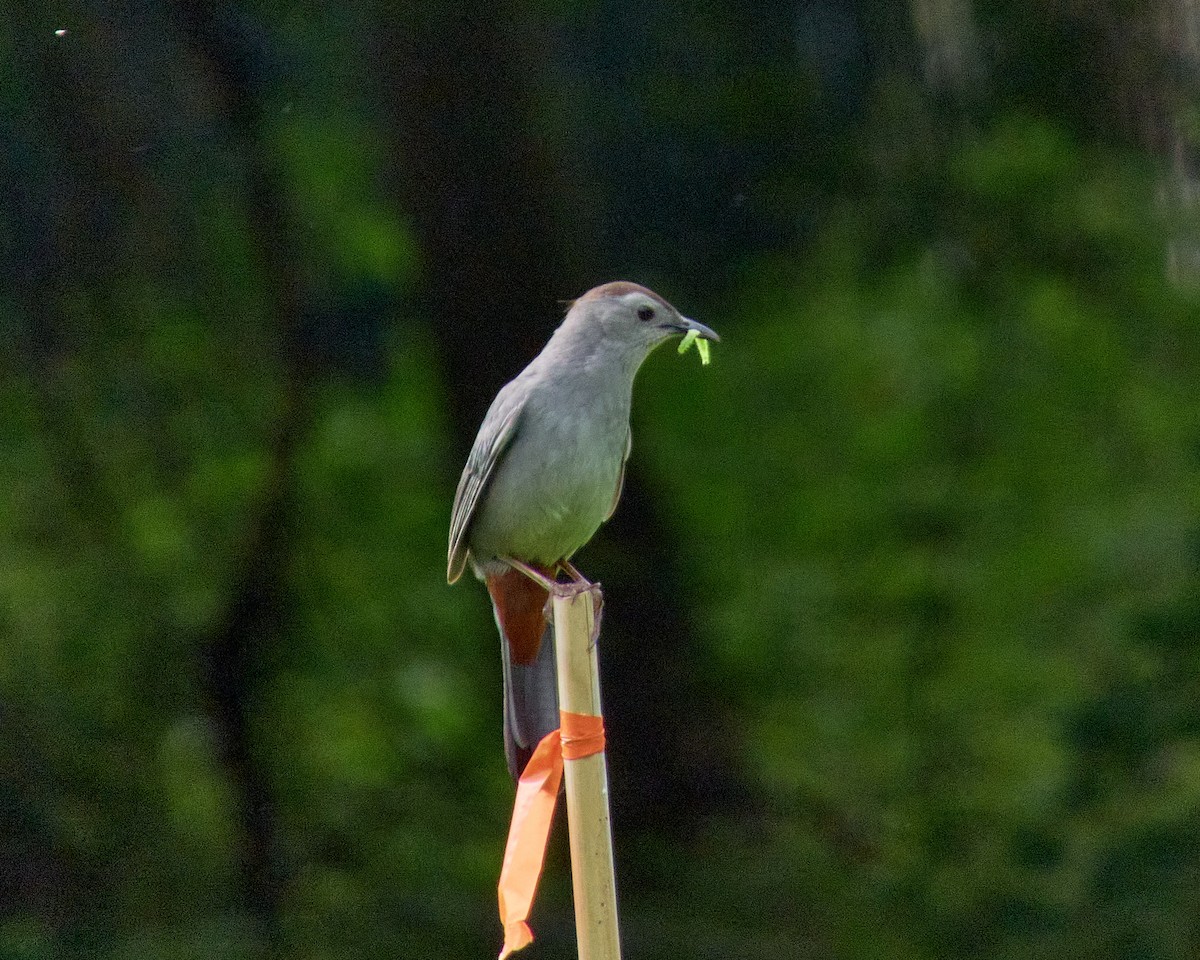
559,710,605,760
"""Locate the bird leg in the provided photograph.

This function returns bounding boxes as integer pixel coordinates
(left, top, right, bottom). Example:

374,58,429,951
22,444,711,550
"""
502,557,604,647
557,559,588,584
502,557,561,592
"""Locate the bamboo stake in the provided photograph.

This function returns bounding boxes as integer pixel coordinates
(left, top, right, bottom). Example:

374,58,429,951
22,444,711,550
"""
552,588,622,960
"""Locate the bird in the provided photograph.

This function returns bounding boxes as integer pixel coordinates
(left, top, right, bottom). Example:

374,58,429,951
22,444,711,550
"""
447,281,719,778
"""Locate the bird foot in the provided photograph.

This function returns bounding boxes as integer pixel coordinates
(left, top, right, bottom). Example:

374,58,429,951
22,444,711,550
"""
544,578,604,647
503,557,604,645
554,560,603,643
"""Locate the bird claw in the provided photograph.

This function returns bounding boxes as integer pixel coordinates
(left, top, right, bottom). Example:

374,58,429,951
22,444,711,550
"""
589,595,604,650
540,578,604,647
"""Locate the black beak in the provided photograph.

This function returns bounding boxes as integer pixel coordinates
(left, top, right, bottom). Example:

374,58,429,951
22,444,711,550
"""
665,316,720,342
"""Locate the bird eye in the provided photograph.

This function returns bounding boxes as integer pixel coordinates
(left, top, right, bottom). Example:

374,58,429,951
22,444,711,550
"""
637,305,655,322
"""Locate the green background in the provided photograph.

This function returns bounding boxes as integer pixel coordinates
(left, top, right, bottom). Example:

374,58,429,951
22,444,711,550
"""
3,2,1200,958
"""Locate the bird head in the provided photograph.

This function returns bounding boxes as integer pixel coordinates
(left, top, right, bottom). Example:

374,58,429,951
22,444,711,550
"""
568,281,719,359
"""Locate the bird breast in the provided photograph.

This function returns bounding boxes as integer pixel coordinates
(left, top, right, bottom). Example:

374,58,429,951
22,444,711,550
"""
467,391,628,566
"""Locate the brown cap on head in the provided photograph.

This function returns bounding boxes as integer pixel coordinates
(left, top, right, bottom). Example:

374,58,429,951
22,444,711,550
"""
573,281,674,311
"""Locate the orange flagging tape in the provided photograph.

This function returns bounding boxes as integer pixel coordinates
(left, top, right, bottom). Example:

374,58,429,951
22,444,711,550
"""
497,711,606,959
560,710,606,760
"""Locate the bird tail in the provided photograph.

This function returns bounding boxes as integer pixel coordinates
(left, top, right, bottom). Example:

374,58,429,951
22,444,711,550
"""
486,568,559,779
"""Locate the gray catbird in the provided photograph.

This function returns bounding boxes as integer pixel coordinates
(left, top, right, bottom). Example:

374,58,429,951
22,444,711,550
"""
447,281,719,778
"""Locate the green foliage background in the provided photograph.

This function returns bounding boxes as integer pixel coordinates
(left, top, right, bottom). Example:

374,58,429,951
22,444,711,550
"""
2,2,1199,959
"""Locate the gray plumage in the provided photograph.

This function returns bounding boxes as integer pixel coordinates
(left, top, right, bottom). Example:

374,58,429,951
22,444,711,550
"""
447,281,718,777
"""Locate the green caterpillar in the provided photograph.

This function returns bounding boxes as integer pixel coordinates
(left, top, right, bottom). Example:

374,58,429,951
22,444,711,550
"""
677,329,711,365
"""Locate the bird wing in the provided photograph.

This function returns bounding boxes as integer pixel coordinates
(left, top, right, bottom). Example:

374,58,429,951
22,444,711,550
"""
447,399,523,583
605,426,632,521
